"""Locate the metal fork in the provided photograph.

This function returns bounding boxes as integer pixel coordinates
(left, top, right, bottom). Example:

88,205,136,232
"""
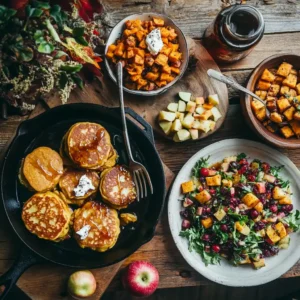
116,62,154,200
207,69,288,126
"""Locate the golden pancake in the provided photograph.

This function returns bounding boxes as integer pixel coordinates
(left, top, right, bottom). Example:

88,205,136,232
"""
90,147,118,171
99,165,136,209
21,147,63,192
73,201,120,252
22,192,72,242
66,122,112,169
59,168,100,205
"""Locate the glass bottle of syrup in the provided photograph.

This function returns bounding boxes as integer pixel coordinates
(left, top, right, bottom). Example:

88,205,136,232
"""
203,5,265,63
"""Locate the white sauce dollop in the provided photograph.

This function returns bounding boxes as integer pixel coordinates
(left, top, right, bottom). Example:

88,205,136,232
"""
76,225,91,240
146,28,163,55
74,175,95,197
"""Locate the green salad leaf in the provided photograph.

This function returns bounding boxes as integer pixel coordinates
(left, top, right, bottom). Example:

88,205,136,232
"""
192,156,210,177
282,210,300,232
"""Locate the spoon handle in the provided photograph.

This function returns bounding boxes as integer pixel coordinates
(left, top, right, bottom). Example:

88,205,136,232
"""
207,69,265,106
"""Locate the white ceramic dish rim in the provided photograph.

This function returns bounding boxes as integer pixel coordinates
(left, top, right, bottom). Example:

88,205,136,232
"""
104,13,189,96
168,138,300,287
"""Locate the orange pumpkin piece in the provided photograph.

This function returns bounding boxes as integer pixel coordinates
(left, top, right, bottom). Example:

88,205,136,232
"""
139,39,147,49
108,45,117,52
145,72,159,81
171,67,180,74
114,42,125,57
168,28,177,40
127,48,135,59
145,54,155,66
160,27,170,38
153,17,164,26
130,74,141,82
134,54,144,65
106,52,114,59
156,80,167,87
169,51,182,63
155,54,168,66
136,31,145,42
134,48,145,58
162,38,169,44
161,46,172,57
203,103,214,110
169,43,179,52
162,64,171,74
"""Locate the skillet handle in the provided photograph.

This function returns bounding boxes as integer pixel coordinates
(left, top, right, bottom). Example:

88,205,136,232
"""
0,246,43,299
124,107,155,145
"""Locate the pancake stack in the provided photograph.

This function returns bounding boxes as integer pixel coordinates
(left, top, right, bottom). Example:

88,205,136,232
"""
20,122,137,253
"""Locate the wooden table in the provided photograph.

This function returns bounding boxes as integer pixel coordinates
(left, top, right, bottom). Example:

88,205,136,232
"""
1,0,300,298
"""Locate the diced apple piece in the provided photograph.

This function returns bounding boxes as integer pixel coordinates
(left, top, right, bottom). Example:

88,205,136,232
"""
220,162,229,172
159,121,172,135
175,112,184,121
192,120,201,129
179,91,191,102
208,169,217,176
189,129,199,140
167,102,178,112
171,119,182,132
211,107,222,122
195,189,211,204
278,235,290,249
253,259,265,269
235,221,250,235
208,94,220,106
214,208,226,221
195,106,205,115
198,120,211,133
263,174,276,183
159,111,176,122
195,97,205,105
273,186,286,199
186,101,196,113
193,113,202,120
209,120,216,130
255,182,266,193
178,100,186,112
222,179,232,188
175,129,191,142
224,156,237,163
182,114,195,129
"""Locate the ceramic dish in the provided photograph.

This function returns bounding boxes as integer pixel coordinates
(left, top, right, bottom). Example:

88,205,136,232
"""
168,139,300,286
104,13,189,96
241,54,300,149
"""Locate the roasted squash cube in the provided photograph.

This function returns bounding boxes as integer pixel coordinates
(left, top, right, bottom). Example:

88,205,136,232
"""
280,85,290,96
201,217,213,229
181,180,194,193
255,90,267,100
107,44,117,52
139,39,147,49
205,174,221,186
266,226,281,244
254,201,264,213
145,54,154,66
235,221,250,236
277,98,291,113
273,186,286,199
242,193,259,208
268,84,280,97
171,67,180,75
275,222,287,239
114,42,125,57
153,17,164,26
168,28,177,40
283,73,297,88
134,54,144,65
161,45,172,57
278,196,292,205
155,53,168,66
296,83,300,95
280,126,295,138
160,27,170,38
294,111,300,121
136,30,145,42
255,107,267,122
276,62,293,77
106,51,114,59
169,51,182,63
290,119,300,137
261,69,275,82
145,72,159,81
156,80,167,87
256,80,271,91
251,99,265,112
195,190,211,204
274,76,284,84
266,100,277,112
270,112,283,123
162,64,171,74
283,106,296,121
137,78,147,87
169,43,179,52
130,74,141,82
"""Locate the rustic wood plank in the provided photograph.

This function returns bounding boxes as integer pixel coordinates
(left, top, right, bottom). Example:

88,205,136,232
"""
103,0,300,38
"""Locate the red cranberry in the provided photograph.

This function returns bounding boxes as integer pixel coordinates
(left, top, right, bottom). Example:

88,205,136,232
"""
260,197,266,205
202,234,211,241
239,158,248,165
270,205,278,213
182,219,191,230
209,189,216,195
286,204,293,212
247,174,256,182
212,245,220,253
200,168,209,177
220,224,228,232
263,249,271,257
238,165,248,174
250,209,259,219
261,162,270,173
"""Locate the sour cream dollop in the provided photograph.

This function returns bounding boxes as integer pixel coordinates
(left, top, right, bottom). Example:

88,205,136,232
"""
74,175,95,197
146,28,163,55
76,225,91,240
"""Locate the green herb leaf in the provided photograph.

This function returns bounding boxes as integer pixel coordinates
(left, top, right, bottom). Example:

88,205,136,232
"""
75,36,89,46
0,5,17,25
38,41,54,54
60,64,83,73
192,156,210,177
25,6,43,18
18,47,34,62
50,4,67,28
237,153,246,161
228,210,249,223
270,165,284,177
71,74,84,89
73,27,85,37
59,72,68,89
32,1,51,9
282,210,300,232
55,50,68,59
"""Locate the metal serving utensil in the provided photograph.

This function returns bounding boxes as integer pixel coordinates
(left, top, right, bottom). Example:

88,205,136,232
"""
116,62,154,200
207,69,288,126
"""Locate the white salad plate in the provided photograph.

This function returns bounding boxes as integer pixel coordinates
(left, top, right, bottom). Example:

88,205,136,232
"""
168,138,300,286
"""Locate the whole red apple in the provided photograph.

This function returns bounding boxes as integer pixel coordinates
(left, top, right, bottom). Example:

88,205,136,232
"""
122,261,159,297
68,270,97,299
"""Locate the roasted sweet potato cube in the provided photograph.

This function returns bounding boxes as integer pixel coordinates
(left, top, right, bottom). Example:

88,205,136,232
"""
266,100,277,112
106,51,114,59
137,77,147,87
256,108,267,122
127,65,143,75
277,98,291,113
289,89,297,98
201,217,213,229
169,51,182,63
168,28,177,40
161,46,172,57
242,193,260,208
145,72,159,81
277,62,293,77
145,54,154,66
283,73,297,88
268,84,280,97
130,74,141,82
291,69,298,75
153,17,164,26
296,83,300,95
114,42,125,57
278,196,292,205
162,37,169,44
171,67,180,75
136,31,145,42
160,27,170,38
251,99,265,113
270,112,283,123
134,48,145,58
169,43,179,52
160,73,170,81
107,44,117,52
274,76,284,84
127,48,135,59
195,190,211,204
181,180,194,193
283,106,296,121
290,119,300,137
294,111,300,121
132,19,142,28
156,80,167,87
263,120,278,133
280,126,295,138
162,64,171,74
139,39,147,49
256,80,271,91
261,69,275,82
155,53,168,66
134,54,144,65
206,174,221,186
275,222,287,239
255,90,267,100
280,85,290,96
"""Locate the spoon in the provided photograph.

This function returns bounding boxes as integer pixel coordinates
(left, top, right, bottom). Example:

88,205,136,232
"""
207,69,288,126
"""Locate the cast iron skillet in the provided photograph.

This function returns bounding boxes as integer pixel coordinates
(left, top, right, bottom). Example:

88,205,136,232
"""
0,103,166,299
